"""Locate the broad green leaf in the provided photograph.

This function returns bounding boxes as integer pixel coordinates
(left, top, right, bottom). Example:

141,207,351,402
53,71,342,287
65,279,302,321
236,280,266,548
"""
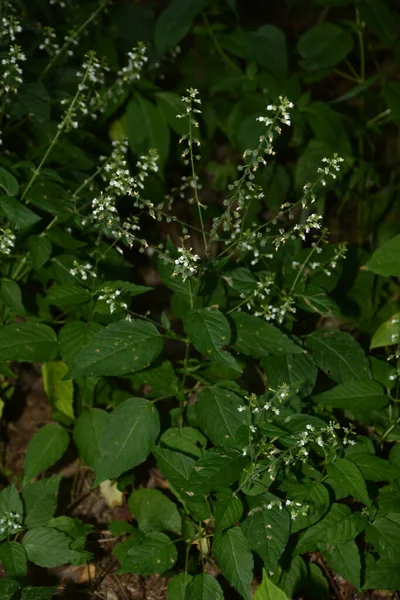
213,527,253,600
59,321,103,364
248,25,287,78
125,95,169,164
160,426,207,458
231,312,302,357
73,409,109,471
297,22,353,71
156,91,187,135
261,352,317,398
367,515,400,562
365,235,400,277
0,322,58,362
215,488,243,532
114,530,177,575
322,540,361,590
253,569,289,600
0,484,23,516
46,284,91,307
155,0,209,55
128,488,182,533
188,447,248,494
289,482,330,534
95,398,160,483
313,379,388,413
22,526,90,567
0,278,25,315
130,360,179,399
306,331,370,382
364,559,400,590
167,573,193,600
0,167,18,196
377,487,400,516
66,319,163,378
295,504,360,554
371,313,400,348
26,181,73,217
303,102,351,154
359,0,397,45
242,494,290,571
153,445,195,492
347,453,400,482
22,476,60,529
0,542,27,576
327,458,370,505
195,385,248,447
277,555,307,599
223,267,257,295
42,362,74,419
24,423,69,482
184,308,240,371
304,563,330,600
28,236,52,268
48,516,92,549
186,573,224,600
1,196,41,229
21,587,57,600
0,578,21,599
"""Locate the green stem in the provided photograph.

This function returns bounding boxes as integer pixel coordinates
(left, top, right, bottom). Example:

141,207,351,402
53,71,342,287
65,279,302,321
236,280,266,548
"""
202,13,242,75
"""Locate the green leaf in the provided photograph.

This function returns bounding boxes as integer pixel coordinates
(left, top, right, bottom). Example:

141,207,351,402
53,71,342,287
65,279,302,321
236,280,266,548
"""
0,167,19,196
0,484,23,516
306,331,371,383
313,379,388,413
371,313,400,348
46,284,91,307
48,516,92,550
131,360,179,399
297,22,353,71
0,578,21,598
277,555,307,599
28,236,52,269
160,427,207,458
289,482,330,534
58,321,103,364
114,530,177,575
184,308,240,371
186,573,224,600
155,0,209,55
42,362,74,419
21,586,57,600
125,95,169,164
195,385,248,447
261,352,317,398
364,559,400,590
302,102,351,154
167,573,193,600
327,458,370,505
213,527,253,600
156,91,187,136
22,526,90,567
367,515,400,562
322,540,361,589
128,488,182,534
1,196,41,230
0,322,58,362
27,181,73,217
73,409,109,471
188,447,248,494
215,488,243,532
253,569,289,600
24,423,69,482
22,476,60,529
242,494,290,571
295,504,362,554
231,312,302,357
223,268,257,295
249,25,287,78
359,0,397,45
153,445,195,492
0,278,26,315
95,398,160,483
385,82,400,125
304,563,330,600
365,235,400,277
66,319,163,378
347,453,400,482
0,542,27,576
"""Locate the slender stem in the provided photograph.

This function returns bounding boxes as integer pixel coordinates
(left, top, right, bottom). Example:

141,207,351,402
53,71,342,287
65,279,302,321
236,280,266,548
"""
202,13,242,75
188,115,207,250
289,232,325,294
333,68,359,83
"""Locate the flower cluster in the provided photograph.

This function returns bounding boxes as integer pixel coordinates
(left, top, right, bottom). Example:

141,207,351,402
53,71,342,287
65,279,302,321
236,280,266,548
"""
115,43,148,89
39,26,60,56
0,511,23,536
0,228,16,254
1,44,26,97
172,246,201,281
247,497,308,521
1,16,22,42
97,287,128,314
317,154,345,186
69,260,97,281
